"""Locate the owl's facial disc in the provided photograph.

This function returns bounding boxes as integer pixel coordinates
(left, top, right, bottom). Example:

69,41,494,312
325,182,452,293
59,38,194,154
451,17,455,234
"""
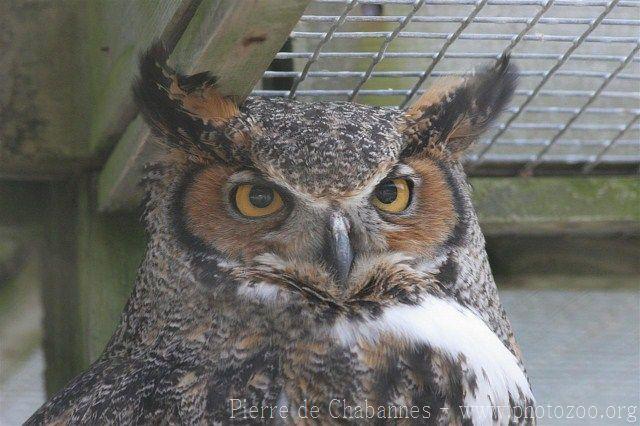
178,156,459,301
136,47,514,307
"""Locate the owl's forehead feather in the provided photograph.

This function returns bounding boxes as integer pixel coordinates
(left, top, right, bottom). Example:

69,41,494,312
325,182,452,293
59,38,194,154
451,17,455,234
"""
239,97,405,195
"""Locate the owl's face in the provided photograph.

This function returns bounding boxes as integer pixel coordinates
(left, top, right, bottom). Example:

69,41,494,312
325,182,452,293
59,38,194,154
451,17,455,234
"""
136,45,516,305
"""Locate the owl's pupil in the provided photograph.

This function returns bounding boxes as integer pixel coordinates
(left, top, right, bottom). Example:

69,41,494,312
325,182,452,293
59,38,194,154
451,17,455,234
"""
375,181,398,204
249,186,274,208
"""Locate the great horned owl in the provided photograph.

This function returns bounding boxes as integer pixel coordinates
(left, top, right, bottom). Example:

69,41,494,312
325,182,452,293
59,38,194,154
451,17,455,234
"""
29,44,534,424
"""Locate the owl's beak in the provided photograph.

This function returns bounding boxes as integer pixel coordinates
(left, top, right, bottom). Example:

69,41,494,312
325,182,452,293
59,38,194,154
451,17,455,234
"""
325,211,354,286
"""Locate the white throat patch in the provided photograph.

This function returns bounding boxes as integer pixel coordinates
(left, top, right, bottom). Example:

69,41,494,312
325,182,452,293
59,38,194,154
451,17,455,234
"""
333,295,534,424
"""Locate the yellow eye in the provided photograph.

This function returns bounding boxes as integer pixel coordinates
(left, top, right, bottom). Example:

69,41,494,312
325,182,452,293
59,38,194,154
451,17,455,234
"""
372,178,411,213
234,184,283,218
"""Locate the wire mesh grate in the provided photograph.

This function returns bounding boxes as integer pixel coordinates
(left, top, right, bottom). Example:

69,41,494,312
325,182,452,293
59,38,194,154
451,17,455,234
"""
253,0,640,176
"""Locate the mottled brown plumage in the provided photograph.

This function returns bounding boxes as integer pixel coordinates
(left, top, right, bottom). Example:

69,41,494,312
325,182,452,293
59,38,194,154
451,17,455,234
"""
28,45,533,425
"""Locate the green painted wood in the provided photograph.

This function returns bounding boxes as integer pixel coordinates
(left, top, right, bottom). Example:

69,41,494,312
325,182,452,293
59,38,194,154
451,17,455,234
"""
473,176,640,235
40,178,146,395
75,176,146,364
0,183,48,389
0,2,89,178
96,117,152,212
0,182,48,231
40,182,83,395
170,0,313,99
98,0,312,211
487,235,639,281
0,254,42,388
82,0,202,155
0,1,201,178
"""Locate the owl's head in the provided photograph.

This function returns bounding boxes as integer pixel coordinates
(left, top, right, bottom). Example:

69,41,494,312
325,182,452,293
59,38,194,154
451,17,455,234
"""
135,44,516,310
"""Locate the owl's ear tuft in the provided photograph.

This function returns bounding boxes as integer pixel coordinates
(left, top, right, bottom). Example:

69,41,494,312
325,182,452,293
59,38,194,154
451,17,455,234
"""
401,55,517,159
133,42,242,159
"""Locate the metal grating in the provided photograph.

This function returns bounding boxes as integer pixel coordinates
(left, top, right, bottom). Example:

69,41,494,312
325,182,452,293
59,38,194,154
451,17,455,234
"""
254,0,640,176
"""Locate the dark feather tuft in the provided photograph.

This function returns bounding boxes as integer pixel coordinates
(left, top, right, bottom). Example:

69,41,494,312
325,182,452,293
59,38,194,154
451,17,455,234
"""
132,41,243,162
177,71,218,92
402,55,518,158
133,42,202,150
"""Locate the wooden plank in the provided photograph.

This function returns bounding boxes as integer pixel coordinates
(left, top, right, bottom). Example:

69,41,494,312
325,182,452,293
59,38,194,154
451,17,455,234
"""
474,176,640,235
488,235,639,279
98,0,312,211
0,182,48,231
0,2,88,178
95,117,157,211
0,252,43,394
40,181,83,395
74,176,146,364
0,183,48,392
83,0,203,155
0,1,201,178
39,177,146,395
0,182,73,395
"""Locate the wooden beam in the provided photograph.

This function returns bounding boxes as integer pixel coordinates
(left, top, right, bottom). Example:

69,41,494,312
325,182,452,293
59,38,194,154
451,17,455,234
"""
41,177,147,396
83,0,203,155
96,117,154,211
0,251,43,390
75,177,146,365
0,2,88,178
487,235,640,279
40,181,83,395
474,176,640,235
0,181,49,231
98,0,311,211
0,1,202,178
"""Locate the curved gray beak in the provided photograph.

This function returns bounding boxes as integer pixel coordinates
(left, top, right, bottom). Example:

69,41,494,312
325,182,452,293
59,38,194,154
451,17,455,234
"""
324,211,354,286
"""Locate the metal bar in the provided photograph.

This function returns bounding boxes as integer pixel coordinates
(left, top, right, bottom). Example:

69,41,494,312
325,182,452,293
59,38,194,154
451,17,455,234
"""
290,31,638,44
317,0,639,6
264,69,640,80
495,123,640,131
348,0,426,101
287,0,358,99
520,43,640,175
512,89,639,99
583,114,640,173
475,138,640,147
503,106,640,115
400,0,490,108
299,15,640,26
500,0,555,56
275,51,640,62
469,153,640,162
471,0,621,166
253,88,640,100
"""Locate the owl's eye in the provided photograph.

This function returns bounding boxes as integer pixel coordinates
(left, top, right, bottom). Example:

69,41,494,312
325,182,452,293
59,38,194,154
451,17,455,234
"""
234,184,283,217
372,178,411,213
